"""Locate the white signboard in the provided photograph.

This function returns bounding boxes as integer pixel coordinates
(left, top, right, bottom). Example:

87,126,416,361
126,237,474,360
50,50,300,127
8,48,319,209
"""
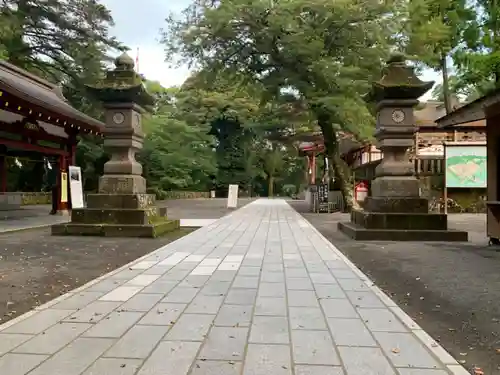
417,144,444,157
227,184,239,208
68,166,84,209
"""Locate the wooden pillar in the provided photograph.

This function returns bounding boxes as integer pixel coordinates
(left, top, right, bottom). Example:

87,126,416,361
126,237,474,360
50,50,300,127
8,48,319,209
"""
70,144,76,165
310,154,317,184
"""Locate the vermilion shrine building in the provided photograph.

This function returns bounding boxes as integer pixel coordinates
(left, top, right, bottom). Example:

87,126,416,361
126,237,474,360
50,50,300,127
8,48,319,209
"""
0,60,104,212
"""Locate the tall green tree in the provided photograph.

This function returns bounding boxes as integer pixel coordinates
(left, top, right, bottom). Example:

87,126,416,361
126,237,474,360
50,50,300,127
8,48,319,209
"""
405,0,476,113
453,0,500,95
175,74,262,195
162,0,398,208
1,0,122,83
140,113,216,192
0,0,126,188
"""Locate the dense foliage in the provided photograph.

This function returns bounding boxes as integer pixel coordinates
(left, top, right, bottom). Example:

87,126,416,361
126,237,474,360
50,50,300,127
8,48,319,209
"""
1,0,498,200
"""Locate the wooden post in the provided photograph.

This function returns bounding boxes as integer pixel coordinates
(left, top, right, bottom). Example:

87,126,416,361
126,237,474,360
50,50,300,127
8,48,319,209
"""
311,154,316,184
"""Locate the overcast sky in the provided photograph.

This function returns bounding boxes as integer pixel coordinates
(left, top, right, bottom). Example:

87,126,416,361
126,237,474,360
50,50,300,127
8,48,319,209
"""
101,0,440,100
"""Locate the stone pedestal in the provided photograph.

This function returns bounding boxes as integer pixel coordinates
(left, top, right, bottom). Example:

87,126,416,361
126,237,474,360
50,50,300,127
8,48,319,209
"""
52,53,179,237
52,193,179,237
338,54,467,242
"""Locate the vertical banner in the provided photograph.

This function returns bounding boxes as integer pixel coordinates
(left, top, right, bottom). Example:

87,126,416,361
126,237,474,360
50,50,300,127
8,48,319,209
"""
68,166,84,209
227,184,239,208
60,172,68,203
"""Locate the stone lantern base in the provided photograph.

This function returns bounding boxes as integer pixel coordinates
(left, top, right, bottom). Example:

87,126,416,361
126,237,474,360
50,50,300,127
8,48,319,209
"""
338,196,468,241
51,193,180,238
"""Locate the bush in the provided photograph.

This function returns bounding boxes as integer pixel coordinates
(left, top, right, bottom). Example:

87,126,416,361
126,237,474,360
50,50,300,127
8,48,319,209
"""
282,184,297,197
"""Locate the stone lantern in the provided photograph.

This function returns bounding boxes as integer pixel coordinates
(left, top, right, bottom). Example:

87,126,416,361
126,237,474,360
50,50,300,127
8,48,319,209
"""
338,54,468,241
52,53,179,237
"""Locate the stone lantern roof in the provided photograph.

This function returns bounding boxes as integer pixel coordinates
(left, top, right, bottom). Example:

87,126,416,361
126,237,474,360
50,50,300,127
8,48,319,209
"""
86,52,154,109
368,53,435,102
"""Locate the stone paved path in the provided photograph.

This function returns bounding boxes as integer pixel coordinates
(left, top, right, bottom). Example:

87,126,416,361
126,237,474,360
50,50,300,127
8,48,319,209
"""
0,199,468,375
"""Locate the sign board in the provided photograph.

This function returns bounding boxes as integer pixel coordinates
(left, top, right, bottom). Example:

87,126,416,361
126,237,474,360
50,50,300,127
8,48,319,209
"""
445,144,487,188
68,166,84,208
227,184,239,208
60,172,68,203
317,184,329,204
317,183,329,213
418,144,444,157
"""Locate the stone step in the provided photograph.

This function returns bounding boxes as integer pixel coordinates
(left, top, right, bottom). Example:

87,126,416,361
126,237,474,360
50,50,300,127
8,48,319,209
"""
338,221,468,241
351,209,447,230
71,207,167,225
86,194,157,209
51,219,180,238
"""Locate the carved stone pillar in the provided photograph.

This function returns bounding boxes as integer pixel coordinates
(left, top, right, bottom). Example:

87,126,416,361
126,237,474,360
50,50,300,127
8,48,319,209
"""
98,102,146,194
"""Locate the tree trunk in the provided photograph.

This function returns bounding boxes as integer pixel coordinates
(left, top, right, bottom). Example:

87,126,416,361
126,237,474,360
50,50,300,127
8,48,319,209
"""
441,55,452,114
268,176,274,197
316,114,353,212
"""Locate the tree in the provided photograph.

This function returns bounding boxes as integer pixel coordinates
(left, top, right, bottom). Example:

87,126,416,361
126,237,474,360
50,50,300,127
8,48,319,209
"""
140,113,217,192
162,0,398,208
1,0,122,81
430,74,488,103
405,0,476,113
174,73,263,195
453,0,500,96
0,0,127,188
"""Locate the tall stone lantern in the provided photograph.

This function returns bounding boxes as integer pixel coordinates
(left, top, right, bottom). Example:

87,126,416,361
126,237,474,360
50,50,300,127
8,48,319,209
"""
338,54,468,241
52,53,179,237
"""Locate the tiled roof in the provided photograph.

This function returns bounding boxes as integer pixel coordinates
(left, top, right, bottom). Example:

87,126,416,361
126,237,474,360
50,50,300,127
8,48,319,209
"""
0,60,104,133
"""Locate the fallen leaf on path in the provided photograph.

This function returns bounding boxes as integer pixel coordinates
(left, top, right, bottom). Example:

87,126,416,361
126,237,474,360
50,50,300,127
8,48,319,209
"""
391,348,400,353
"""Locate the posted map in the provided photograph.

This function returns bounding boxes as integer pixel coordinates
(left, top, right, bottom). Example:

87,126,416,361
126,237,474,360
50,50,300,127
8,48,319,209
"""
445,146,487,188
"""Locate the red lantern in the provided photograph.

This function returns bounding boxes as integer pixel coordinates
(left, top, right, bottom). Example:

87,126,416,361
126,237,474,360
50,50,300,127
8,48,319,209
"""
354,181,369,202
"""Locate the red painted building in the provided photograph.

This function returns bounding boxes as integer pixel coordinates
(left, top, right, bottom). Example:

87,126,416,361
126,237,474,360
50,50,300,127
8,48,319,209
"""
0,60,104,212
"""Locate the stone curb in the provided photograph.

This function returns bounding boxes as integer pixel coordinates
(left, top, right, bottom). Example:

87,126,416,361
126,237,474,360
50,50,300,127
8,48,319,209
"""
297,205,469,375
0,223,56,235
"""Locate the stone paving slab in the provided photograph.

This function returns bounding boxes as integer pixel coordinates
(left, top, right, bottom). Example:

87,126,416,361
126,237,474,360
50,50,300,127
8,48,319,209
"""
0,199,468,375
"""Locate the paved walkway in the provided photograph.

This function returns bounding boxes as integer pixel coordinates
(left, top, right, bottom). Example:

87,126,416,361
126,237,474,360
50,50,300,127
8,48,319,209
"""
0,200,467,375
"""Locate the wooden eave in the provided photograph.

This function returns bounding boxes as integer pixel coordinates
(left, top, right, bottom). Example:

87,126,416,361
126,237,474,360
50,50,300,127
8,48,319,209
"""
436,88,500,128
0,60,104,134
